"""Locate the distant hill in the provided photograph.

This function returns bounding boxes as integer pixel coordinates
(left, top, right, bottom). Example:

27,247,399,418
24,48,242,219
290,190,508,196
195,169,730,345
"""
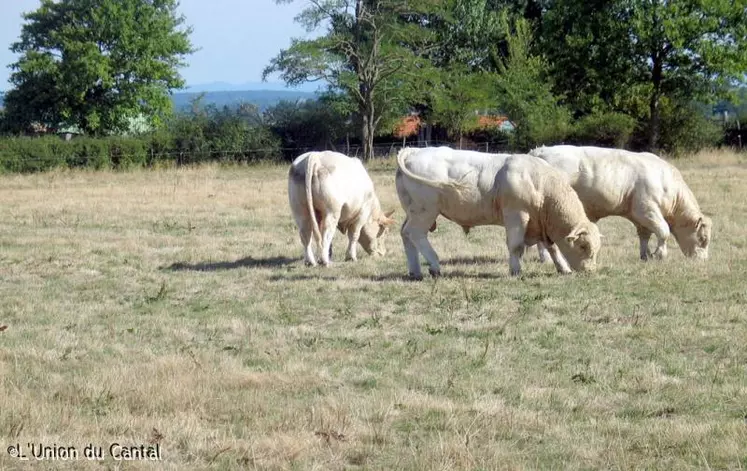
182,81,322,93
171,89,318,112
0,88,319,112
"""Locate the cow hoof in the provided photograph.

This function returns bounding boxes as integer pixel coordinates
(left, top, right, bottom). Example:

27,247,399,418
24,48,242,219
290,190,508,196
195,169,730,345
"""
305,260,317,267
408,273,423,281
345,255,356,262
428,268,441,278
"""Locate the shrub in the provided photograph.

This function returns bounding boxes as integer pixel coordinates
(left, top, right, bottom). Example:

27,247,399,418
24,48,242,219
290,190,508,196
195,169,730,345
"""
657,103,723,156
146,130,176,165
0,137,64,173
570,111,637,148
70,138,110,169
0,100,288,173
723,120,746,149
107,137,148,169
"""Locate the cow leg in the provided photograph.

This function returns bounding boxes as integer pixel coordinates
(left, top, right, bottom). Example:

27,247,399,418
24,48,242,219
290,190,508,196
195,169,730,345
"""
632,207,669,260
402,214,440,278
299,229,317,266
536,242,551,263
503,210,529,276
400,217,422,279
292,210,318,266
319,214,339,266
545,243,572,274
635,224,653,261
345,224,362,261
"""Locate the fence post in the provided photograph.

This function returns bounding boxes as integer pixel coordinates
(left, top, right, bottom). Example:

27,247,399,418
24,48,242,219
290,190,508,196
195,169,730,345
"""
485,142,489,153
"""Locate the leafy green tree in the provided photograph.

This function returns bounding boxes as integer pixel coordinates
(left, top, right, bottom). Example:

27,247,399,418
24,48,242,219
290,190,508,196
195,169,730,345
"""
541,0,747,150
539,0,633,117
430,65,495,147
264,0,439,160
628,0,747,150
431,0,503,71
0,107,8,135
495,14,571,149
4,0,193,135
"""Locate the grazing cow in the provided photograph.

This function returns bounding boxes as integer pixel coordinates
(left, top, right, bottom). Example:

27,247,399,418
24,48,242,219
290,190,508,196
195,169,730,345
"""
395,147,601,278
529,145,712,260
288,151,395,266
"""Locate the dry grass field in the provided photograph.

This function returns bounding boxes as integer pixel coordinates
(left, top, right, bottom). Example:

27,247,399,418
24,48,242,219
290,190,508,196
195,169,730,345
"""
1,149,746,470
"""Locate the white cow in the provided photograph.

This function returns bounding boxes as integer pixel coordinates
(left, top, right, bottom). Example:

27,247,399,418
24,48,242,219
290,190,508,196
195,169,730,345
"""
288,151,395,266
395,147,602,278
529,145,712,260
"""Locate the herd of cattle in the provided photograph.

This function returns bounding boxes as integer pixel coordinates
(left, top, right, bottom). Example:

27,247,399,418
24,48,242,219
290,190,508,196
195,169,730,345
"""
287,145,712,279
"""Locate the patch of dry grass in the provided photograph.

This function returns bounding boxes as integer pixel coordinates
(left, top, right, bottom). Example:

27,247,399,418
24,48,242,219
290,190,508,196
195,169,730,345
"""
1,152,746,470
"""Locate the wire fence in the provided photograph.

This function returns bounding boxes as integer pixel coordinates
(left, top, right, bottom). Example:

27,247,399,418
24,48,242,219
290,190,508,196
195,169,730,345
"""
0,138,513,167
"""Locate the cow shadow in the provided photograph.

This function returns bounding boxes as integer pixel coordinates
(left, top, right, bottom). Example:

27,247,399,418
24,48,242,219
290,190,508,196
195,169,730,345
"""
366,270,506,281
165,256,300,272
441,255,498,265
268,273,340,282
441,255,547,265
366,267,561,282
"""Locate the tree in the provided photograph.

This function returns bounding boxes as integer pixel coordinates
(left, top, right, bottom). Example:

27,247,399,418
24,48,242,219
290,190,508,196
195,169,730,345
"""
264,0,439,160
430,0,504,71
539,0,634,117
629,0,747,150
541,0,747,150
4,0,193,135
429,65,495,147
495,14,571,149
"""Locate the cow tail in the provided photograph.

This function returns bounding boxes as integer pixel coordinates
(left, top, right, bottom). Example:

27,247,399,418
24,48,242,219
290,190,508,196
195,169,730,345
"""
396,147,471,197
305,153,323,250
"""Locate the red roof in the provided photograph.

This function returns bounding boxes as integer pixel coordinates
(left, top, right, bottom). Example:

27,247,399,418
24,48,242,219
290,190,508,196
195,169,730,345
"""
393,115,421,138
392,113,512,137
476,115,511,129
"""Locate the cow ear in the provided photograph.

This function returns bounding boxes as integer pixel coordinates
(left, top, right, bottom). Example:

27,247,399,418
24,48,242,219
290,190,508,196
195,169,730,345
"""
384,209,396,218
695,217,703,230
566,227,588,245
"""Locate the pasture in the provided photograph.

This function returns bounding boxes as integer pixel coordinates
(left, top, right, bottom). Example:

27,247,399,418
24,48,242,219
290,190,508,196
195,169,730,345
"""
0,150,746,470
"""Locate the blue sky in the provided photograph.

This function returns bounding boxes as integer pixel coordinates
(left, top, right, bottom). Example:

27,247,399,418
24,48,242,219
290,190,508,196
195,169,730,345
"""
0,0,320,91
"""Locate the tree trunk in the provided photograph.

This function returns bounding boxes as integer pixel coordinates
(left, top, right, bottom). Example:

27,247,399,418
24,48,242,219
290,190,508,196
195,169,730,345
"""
361,98,376,161
362,116,375,161
648,54,663,152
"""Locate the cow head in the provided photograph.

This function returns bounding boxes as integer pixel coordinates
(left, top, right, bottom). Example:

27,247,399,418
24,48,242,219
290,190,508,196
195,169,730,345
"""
672,215,711,260
555,222,602,272
359,209,396,256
